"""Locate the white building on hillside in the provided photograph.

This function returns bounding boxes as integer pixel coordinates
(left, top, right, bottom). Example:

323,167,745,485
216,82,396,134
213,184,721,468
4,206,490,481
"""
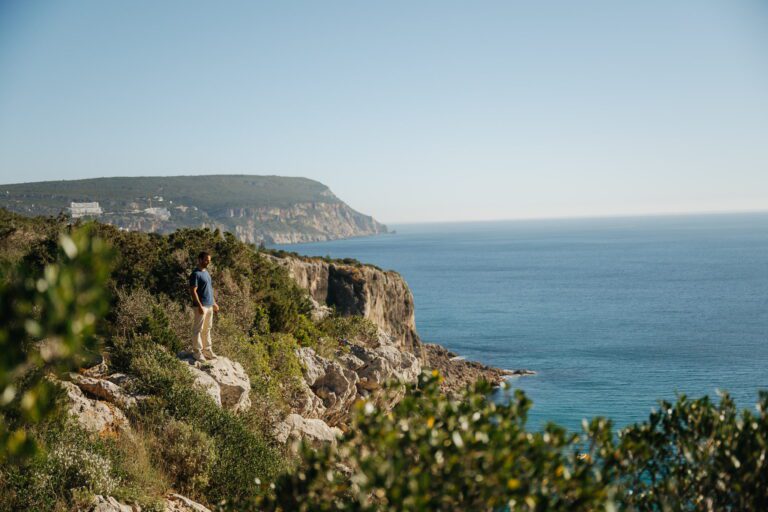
144,207,171,221
70,202,103,218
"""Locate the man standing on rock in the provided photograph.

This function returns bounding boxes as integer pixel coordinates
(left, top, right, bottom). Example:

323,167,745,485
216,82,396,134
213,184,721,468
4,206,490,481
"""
189,251,219,362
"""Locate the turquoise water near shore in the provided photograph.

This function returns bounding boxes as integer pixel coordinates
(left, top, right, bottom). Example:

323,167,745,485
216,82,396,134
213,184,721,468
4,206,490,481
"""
275,213,768,431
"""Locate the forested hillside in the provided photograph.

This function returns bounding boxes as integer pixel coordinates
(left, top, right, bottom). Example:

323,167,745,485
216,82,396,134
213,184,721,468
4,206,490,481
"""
0,175,388,244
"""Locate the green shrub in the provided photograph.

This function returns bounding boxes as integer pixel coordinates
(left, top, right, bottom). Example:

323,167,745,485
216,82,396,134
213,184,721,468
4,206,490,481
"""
113,288,188,349
0,415,121,511
137,305,185,355
255,374,768,512
0,227,112,459
292,314,324,349
160,379,286,503
258,374,612,511
265,288,304,334
251,304,271,335
612,391,768,511
317,315,379,347
106,427,169,510
216,319,304,414
113,332,287,504
154,419,217,496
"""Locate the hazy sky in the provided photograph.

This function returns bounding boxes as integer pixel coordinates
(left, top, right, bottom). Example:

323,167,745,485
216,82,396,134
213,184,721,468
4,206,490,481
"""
1,1,766,223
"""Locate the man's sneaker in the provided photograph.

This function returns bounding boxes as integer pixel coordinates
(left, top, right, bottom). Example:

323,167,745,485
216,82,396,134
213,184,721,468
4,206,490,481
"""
203,350,218,360
192,352,207,363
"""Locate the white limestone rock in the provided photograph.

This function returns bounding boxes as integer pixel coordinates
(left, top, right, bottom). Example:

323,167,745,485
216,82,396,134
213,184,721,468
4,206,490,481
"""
179,354,251,412
69,373,138,409
90,495,140,512
274,413,342,445
184,364,223,408
297,347,325,387
290,378,326,418
297,347,359,426
308,296,333,321
349,344,421,391
58,380,130,436
201,357,251,412
165,493,212,512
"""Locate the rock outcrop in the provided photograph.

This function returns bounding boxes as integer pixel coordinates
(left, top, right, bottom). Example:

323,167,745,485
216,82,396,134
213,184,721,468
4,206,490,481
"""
58,380,130,437
91,495,140,512
165,493,212,512
179,354,252,412
90,494,211,512
349,343,421,392
68,373,138,409
423,343,535,394
292,340,421,428
271,252,534,435
268,255,421,356
296,347,361,426
225,202,387,244
273,413,342,446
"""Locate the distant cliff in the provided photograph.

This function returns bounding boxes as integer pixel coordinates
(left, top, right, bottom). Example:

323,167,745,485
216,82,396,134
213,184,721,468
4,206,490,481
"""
0,175,387,244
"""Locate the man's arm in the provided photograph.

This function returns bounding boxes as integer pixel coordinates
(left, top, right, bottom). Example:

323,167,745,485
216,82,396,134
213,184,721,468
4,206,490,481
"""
189,273,205,314
212,284,219,313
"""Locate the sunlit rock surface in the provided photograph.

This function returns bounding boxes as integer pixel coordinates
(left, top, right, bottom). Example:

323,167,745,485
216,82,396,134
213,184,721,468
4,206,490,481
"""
179,354,251,412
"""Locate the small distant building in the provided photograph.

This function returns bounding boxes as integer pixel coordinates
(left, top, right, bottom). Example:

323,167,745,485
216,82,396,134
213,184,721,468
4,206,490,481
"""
144,207,171,221
70,202,103,218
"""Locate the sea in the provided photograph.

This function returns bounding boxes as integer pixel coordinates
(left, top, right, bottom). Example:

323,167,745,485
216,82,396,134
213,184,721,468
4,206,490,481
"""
274,213,768,431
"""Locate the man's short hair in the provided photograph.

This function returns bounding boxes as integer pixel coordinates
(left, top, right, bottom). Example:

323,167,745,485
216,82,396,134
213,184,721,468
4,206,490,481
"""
198,251,210,261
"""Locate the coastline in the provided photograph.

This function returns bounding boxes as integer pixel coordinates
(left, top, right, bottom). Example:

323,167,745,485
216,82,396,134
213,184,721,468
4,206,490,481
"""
424,343,534,394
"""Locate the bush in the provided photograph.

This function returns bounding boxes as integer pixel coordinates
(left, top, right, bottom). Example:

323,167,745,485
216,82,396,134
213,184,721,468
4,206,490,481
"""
161,379,286,503
112,288,189,351
291,314,324,350
317,315,379,347
0,415,121,511
613,392,768,510
255,374,768,512
0,227,112,459
154,419,216,496
215,319,304,415
106,427,169,510
113,332,287,504
137,305,185,355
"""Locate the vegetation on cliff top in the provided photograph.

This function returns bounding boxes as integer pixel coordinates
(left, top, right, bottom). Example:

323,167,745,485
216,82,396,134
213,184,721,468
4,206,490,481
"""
1,210,767,511
0,175,342,210
0,175,387,244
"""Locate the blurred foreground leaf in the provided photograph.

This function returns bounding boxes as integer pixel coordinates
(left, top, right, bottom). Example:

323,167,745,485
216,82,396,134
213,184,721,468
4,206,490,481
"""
0,226,112,459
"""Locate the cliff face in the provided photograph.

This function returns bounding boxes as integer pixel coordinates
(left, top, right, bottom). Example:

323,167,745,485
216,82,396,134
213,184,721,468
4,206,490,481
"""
224,202,387,244
267,255,421,357
268,253,534,397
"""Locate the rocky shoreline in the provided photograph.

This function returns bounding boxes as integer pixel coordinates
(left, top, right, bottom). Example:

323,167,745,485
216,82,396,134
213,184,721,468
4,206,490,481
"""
271,252,534,396
423,343,535,394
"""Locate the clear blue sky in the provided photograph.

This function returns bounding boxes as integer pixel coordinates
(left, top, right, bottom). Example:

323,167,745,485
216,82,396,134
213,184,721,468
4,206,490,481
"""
1,1,766,223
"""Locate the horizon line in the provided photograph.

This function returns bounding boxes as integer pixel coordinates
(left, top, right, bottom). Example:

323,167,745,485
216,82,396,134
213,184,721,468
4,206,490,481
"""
383,208,768,226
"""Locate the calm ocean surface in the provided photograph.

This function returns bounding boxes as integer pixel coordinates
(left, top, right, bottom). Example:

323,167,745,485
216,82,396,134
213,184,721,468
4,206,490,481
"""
275,213,768,431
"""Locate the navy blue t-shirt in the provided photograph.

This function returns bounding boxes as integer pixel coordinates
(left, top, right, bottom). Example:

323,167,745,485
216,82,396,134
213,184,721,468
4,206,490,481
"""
189,269,215,307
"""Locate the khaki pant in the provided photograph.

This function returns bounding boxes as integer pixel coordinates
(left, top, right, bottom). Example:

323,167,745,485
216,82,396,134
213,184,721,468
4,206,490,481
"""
193,306,214,357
